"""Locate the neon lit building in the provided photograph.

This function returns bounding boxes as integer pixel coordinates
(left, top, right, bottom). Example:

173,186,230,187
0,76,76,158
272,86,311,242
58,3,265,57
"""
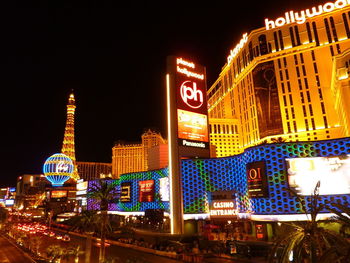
112,129,167,178
208,0,350,156
61,92,79,180
76,161,112,181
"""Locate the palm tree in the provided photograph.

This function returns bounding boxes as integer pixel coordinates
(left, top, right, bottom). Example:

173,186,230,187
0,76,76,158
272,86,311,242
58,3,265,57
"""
88,179,118,262
46,245,64,263
65,245,84,263
269,182,348,263
317,203,350,262
70,210,99,263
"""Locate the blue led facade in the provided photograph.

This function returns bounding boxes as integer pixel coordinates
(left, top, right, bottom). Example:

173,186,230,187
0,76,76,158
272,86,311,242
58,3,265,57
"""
43,153,74,186
87,137,350,217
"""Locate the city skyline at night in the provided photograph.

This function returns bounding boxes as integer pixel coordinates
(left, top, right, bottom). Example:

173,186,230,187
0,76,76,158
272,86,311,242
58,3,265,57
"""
1,0,330,187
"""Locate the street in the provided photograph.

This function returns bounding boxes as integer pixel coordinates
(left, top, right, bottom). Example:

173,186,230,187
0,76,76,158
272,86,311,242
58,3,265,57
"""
0,235,33,263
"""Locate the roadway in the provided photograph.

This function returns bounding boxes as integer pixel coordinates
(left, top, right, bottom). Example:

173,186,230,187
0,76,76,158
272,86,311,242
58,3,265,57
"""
0,235,33,263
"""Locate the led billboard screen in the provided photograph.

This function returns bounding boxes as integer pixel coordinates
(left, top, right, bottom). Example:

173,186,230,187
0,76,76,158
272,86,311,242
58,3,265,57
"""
177,109,208,142
139,180,154,202
246,161,269,198
159,177,170,201
51,190,67,199
286,155,350,195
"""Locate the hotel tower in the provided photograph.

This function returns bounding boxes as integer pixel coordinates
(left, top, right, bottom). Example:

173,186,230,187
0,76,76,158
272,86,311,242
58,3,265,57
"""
208,0,350,157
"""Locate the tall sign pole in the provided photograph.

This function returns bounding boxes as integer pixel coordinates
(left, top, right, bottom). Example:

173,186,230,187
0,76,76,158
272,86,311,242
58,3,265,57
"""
166,57,210,234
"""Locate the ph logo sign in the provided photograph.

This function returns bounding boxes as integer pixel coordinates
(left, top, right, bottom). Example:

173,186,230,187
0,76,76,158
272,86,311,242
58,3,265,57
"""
180,80,203,109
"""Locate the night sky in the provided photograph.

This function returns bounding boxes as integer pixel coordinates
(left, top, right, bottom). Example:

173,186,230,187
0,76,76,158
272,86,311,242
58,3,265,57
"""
1,0,326,187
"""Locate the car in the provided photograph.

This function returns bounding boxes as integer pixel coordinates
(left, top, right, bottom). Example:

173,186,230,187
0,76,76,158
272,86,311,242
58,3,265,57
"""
62,234,70,242
49,232,55,237
94,241,110,247
56,235,63,240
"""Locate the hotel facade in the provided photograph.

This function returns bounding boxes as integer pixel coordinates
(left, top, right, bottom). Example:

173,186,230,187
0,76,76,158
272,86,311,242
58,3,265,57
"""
208,0,350,156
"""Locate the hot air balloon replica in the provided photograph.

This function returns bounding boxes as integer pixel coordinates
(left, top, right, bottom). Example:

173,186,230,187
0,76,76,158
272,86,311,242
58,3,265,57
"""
43,153,74,186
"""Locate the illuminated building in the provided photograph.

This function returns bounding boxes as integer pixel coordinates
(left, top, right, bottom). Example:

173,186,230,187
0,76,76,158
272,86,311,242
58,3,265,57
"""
76,161,112,180
61,92,79,180
112,129,167,178
15,174,47,210
208,0,350,156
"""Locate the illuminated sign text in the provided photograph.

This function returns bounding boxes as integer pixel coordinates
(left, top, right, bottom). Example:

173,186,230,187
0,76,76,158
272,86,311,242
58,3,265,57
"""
210,200,237,217
227,33,248,64
180,81,203,109
265,0,350,30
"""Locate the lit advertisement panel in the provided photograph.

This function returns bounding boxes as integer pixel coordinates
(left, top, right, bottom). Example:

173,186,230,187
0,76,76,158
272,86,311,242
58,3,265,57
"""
120,182,132,202
246,161,269,198
286,155,350,195
51,190,67,198
159,177,170,201
252,61,283,138
77,181,88,191
178,109,208,142
5,199,14,206
139,180,154,202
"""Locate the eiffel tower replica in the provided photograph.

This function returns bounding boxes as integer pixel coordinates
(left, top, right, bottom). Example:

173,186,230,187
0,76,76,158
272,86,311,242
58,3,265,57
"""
61,91,79,180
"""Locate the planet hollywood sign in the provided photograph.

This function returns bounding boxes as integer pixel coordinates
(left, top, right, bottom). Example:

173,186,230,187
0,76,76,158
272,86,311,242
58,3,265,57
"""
226,0,350,65
265,0,350,30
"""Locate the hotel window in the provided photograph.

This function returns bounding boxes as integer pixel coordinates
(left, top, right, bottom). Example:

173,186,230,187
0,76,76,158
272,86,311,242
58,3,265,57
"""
306,22,313,42
303,105,307,117
296,67,300,78
294,55,298,65
342,13,350,38
287,82,291,93
324,18,333,43
289,27,296,47
313,63,318,74
306,91,311,103
294,26,301,46
293,121,297,132
329,17,339,42
287,122,292,133
248,42,254,61
321,102,326,114
324,116,328,128
291,107,295,119
283,96,287,106
300,53,304,64
289,94,293,105
273,32,279,52
305,119,309,131
318,88,323,100
278,30,284,50
312,22,320,46
258,34,268,55
309,104,314,116
281,82,285,93
298,79,302,90
311,118,316,130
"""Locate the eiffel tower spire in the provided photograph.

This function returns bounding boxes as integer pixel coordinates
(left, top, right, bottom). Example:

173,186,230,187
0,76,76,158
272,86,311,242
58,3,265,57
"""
61,91,79,180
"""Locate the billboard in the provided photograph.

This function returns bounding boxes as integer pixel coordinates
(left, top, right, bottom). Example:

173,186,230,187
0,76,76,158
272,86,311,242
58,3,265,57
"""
286,155,350,195
252,61,283,138
159,177,170,201
139,180,154,202
77,181,88,191
168,57,209,150
120,182,132,202
51,190,67,199
246,161,269,198
178,109,208,143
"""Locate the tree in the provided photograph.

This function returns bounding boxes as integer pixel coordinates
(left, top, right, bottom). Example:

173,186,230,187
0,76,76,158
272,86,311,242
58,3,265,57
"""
70,210,99,263
88,179,118,262
46,245,64,263
269,182,348,263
